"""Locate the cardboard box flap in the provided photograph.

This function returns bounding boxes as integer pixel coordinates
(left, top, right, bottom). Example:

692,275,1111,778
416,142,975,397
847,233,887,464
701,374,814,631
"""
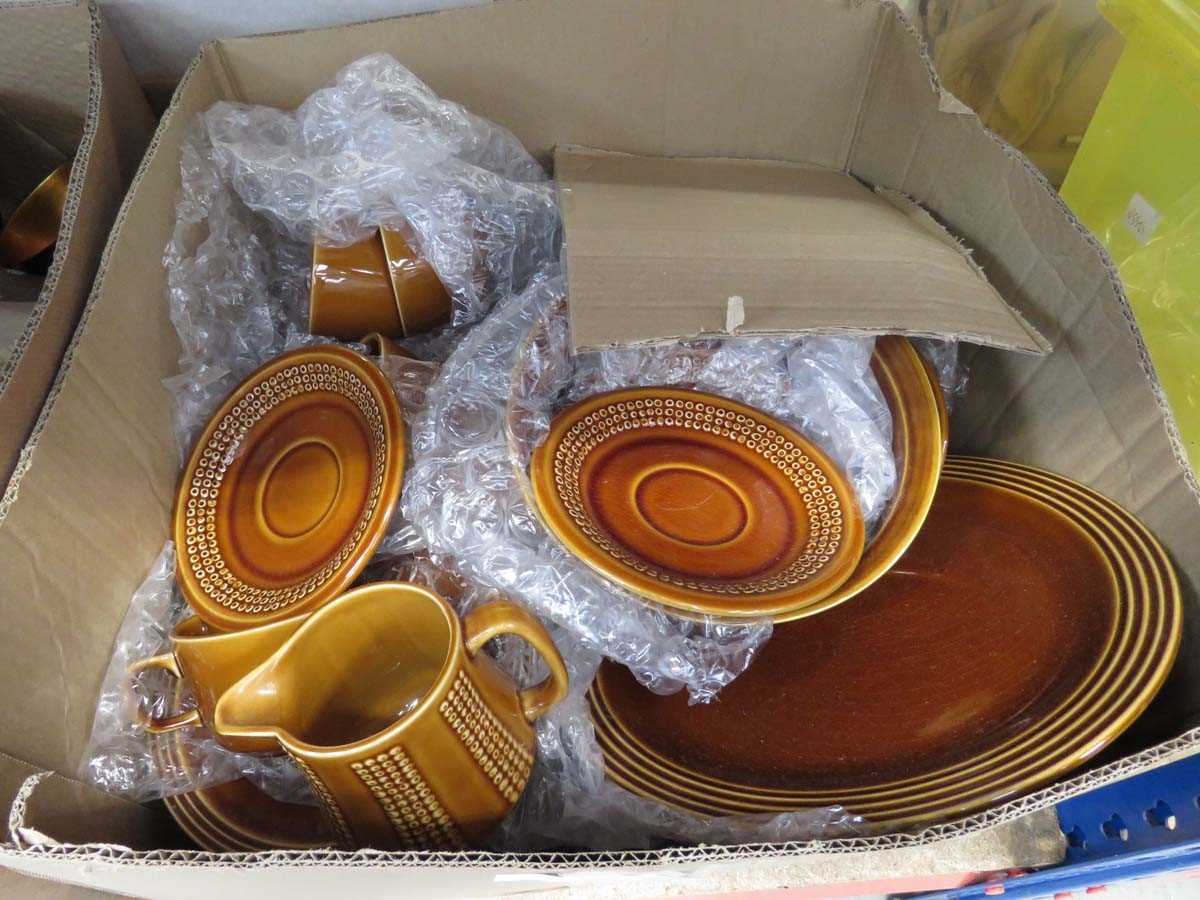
557,146,1049,353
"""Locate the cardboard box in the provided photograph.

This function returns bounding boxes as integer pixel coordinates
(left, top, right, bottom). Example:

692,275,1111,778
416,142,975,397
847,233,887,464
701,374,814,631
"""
0,0,156,491
2,0,1199,896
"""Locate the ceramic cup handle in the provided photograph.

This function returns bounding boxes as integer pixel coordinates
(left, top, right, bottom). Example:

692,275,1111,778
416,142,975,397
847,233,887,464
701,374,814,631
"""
462,600,570,722
359,332,412,361
128,653,201,734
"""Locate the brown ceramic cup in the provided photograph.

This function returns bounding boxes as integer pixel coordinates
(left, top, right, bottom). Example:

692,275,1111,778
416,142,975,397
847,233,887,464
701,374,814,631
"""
309,228,451,341
308,232,404,341
379,227,452,336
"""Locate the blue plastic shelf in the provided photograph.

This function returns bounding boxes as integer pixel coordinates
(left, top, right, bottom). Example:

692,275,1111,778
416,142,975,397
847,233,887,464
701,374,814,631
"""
914,753,1200,898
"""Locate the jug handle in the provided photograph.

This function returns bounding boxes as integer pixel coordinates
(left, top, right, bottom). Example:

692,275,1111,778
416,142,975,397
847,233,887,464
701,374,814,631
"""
128,653,202,733
463,600,570,722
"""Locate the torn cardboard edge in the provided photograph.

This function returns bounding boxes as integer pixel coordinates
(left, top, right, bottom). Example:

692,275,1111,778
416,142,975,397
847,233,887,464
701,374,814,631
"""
0,1,154,496
13,727,1200,874
554,145,1050,355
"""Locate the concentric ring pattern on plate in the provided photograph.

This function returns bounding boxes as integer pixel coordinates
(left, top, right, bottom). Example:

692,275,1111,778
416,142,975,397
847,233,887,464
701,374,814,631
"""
531,386,867,619
173,345,405,631
588,457,1181,827
590,458,1171,811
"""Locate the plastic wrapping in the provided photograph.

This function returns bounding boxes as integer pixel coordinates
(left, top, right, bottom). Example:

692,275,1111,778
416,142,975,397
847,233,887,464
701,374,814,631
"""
194,52,558,330
87,49,941,840
405,262,905,702
913,337,969,412
164,54,558,456
508,296,898,532
83,53,558,803
84,542,863,843
404,267,768,703
80,543,317,804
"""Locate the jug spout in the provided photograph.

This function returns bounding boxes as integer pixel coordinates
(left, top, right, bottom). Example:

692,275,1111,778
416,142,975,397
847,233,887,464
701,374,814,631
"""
213,661,293,745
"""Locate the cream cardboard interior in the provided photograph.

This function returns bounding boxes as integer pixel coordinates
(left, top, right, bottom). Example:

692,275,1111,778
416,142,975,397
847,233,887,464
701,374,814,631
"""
0,0,155,490
2,0,1199,897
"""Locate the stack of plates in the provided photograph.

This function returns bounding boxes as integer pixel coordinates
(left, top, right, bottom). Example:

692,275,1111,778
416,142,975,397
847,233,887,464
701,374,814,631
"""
588,457,1181,828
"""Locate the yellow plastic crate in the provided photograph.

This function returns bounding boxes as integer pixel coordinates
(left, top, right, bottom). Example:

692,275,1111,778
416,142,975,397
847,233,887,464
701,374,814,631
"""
1061,0,1200,468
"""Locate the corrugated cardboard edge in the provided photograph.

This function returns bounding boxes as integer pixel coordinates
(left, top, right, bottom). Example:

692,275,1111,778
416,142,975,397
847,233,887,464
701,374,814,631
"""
0,0,154,490
8,731,1200,892
0,0,1196,890
0,0,96,413
0,19,170,527
871,185,1049,354
556,144,1051,355
881,5,1200,505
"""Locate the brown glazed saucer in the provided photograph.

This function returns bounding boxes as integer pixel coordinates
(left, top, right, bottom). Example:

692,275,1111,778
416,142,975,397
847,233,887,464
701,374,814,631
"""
153,684,331,851
589,456,1182,828
531,386,866,619
174,345,405,631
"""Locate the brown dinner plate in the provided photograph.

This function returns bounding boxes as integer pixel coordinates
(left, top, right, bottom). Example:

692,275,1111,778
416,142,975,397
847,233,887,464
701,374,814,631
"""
175,346,405,630
588,456,1181,827
531,386,867,618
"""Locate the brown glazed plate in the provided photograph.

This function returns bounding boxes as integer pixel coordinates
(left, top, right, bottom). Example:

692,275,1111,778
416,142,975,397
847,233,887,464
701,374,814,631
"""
522,330,943,623
588,456,1182,828
771,334,946,623
153,685,331,851
174,345,405,631
531,386,867,619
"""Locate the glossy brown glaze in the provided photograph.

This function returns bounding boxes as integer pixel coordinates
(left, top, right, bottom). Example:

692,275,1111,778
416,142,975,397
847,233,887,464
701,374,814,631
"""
589,457,1182,826
214,583,569,850
0,160,72,268
309,232,404,340
531,387,866,618
174,346,405,630
511,323,942,624
379,227,452,336
153,683,332,851
129,614,304,752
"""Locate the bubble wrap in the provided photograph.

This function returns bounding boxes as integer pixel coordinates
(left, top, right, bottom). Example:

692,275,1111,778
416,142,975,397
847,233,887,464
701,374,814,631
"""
80,53,561,802
194,52,558,330
508,298,898,533
80,543,318,805
405,262,909,702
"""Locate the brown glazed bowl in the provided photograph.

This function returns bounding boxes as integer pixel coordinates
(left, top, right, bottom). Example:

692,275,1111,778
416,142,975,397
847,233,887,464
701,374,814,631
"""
771,334,946,622
0,160,73,269
308,233,404,341
379,227,452,337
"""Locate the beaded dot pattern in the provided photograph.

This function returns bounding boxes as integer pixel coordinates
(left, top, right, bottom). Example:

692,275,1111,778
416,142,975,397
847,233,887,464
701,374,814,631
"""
551,396,844,594
439,672,534,804
351,746,466,850
288,751,355,849
181,361,389,616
